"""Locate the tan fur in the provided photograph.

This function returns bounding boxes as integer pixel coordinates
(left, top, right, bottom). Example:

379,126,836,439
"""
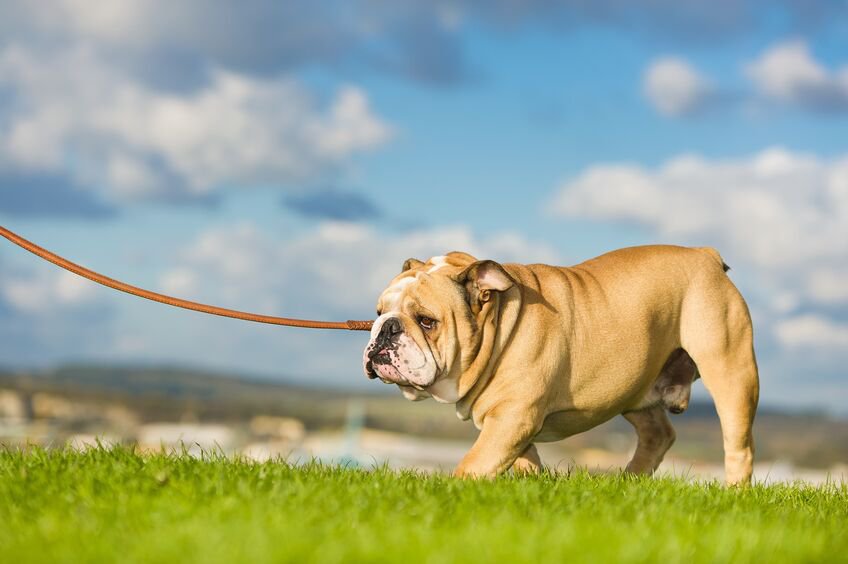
364,245,759,485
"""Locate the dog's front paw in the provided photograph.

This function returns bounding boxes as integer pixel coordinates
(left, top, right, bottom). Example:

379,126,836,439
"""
453,462,497,479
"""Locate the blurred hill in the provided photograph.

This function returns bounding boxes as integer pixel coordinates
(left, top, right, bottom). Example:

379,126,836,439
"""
0,365,846,469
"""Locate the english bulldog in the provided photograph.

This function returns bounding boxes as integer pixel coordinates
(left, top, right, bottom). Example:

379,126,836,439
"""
363,246,759,485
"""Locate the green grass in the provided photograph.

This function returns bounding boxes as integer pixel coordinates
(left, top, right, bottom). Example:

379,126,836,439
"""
1,447,846,563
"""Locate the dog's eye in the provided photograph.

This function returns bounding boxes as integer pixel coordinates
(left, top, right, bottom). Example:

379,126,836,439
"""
418,316,435,330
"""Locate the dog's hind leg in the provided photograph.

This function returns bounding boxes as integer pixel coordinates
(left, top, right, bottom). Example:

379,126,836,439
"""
655,348,699,414
682,279,759,486
622,404,676,475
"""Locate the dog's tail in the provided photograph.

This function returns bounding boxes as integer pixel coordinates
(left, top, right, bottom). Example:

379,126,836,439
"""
696,247,730,273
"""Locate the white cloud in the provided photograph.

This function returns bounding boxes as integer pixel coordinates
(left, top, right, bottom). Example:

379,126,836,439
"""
553,147,845,270
0,257,115,367
775,315,848,349
745,39,848,112
643,57,714,117
806,269,848,304
0,0,474,86
1,269,97,314
37,0,158,45
551,146,848,351
0,44,391,203
159,268,199,297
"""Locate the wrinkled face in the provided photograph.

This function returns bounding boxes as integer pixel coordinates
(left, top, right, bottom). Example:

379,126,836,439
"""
362,252,514,403
362,256,465,402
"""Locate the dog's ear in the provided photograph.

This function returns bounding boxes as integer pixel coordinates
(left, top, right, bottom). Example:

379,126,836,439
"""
402,258,425,273
457,260,514,307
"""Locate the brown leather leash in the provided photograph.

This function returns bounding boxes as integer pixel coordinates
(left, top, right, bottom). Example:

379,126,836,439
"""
0,225,374,332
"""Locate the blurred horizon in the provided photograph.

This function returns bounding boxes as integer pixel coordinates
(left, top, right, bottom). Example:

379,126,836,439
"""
1,1,847,414
2,363,847,482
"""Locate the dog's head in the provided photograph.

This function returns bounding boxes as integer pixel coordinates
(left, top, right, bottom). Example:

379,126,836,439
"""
362,252,514,403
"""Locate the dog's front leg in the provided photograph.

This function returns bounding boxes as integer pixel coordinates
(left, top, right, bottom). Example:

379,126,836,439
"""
454,406,540,478
512,444,542,475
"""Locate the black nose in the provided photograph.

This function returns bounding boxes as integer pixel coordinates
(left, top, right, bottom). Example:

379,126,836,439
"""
368,317,403,363
379,317,403,340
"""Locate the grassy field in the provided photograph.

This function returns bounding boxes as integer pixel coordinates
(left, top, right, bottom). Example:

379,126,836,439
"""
1,447,846,563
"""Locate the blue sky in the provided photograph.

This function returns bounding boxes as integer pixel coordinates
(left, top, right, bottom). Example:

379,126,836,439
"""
1,1,847,413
